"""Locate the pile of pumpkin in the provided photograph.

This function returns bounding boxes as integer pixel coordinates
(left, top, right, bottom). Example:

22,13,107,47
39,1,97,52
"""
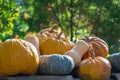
0,28,119,80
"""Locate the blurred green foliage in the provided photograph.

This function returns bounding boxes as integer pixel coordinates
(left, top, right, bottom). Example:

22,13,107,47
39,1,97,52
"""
0,0,120,54
0,0,21,41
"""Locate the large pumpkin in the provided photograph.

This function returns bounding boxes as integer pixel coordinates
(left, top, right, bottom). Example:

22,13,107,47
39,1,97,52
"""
107,53,120,73
40,32,74,55
81,36,109,60
37,54,74,75
0,38,39,76
77,46,111,80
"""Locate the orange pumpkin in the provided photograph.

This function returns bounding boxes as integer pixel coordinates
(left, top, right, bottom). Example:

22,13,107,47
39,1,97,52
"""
0,38,39,76
40,32,74,55
36,28,66,50
78,46,111,80
36,33,49,45
81,36,109,60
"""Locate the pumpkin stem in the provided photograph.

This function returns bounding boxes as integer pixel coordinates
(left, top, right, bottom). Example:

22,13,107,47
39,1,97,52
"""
85,36,91,43
85,36,96,60
90,46,96,60
14,35,19,39
56,32,63,39
49,27,55,33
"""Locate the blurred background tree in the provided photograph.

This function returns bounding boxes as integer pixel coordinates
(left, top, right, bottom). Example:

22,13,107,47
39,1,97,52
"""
0,0,120,54
0,0,21,41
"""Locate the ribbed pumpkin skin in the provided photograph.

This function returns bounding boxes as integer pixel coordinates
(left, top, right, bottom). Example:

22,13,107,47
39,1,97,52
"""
81,37,109,59
0,39,39,76
36,28,66,50
38,54,74,75
107,53,120,73
40,37,74,55
36,28,60,45
36,33,49,45
78,57,111,80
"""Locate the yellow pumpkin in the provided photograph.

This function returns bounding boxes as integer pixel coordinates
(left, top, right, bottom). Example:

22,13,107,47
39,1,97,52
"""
36,28,66,45
78,46,111,80
36,33,48,45
0,38,39,76
40,32,74,55
36,28,57,44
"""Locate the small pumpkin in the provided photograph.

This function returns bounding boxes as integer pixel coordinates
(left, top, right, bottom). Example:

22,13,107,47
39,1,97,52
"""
78,45,111,80
64,40,89,66
40,32,74,55
37,54,74,75
81,36,109,60
107,53,120,73
25,35,40,56
0,38,39,76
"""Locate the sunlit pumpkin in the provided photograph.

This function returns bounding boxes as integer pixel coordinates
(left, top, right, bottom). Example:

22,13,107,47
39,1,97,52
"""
40,32,74,55
37,54,74,75
36,33,49,45
0,38,39,76
78,45,111,80
81,36,109,60
36,28,67,53
36,27,66,45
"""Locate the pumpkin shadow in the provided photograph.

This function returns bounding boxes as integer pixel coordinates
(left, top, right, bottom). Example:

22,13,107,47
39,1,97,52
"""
110,74,118,80
70,67,79,78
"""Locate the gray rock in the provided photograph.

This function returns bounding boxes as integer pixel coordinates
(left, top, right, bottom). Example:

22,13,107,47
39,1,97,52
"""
0,75,81,80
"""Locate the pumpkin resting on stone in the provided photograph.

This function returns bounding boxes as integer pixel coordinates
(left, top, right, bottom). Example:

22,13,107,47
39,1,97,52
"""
81,36,109,60
77,45,111,80
37,54,74,75
0,38,39,76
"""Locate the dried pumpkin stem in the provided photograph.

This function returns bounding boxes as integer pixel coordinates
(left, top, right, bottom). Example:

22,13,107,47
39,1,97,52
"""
85,36,95,60
85,36,91,43
14,35,19,39
90,47,96,60
49,27,54,33
56,32,63,39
